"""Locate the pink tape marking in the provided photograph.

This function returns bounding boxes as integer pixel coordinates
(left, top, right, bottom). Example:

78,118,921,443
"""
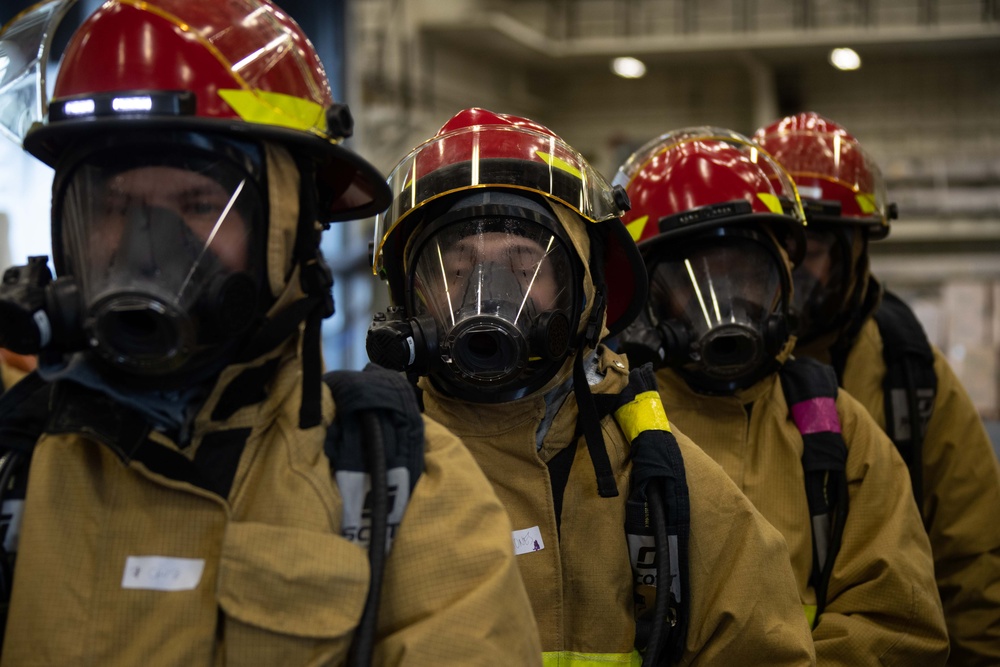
790,397,841,434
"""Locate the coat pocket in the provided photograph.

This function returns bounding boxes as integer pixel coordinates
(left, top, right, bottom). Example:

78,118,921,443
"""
217,522,371,665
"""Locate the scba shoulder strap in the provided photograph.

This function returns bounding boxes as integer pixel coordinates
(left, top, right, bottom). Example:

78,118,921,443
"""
872,290,937,507
322,363,426,667
779,357,849,628
323,363,425,552
590,362,690,666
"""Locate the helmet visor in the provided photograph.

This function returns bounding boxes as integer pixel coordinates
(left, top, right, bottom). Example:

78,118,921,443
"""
0,0,76,144
1,0,336,144
375,125,622,275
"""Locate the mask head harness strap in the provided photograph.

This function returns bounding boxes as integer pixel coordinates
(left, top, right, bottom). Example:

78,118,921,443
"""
572,351,618,498
571,222,616,497
234,154,334,428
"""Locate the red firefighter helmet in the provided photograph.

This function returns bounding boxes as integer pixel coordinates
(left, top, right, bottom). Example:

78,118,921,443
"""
753,112,891,238
12,0,388,222
615,127,806,263
373,107,645,337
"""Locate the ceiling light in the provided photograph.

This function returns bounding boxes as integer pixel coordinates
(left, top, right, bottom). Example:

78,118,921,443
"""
829,47,861,71
612,57,646,79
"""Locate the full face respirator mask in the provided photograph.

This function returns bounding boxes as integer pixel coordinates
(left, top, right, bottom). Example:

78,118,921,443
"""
0,135,268,385
367,192,583,403
621,228,793,394
792,224,860,343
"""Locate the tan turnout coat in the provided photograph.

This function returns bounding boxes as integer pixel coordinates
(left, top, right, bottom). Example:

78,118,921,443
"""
657,366,950,666
423,346,817,666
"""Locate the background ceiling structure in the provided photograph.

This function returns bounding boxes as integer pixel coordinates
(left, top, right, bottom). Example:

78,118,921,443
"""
352,0,1000,246
348,0,1000,418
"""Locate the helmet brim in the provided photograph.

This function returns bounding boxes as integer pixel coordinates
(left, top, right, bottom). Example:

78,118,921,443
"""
24,115,391,223
805,213,890,241
637,212,807,267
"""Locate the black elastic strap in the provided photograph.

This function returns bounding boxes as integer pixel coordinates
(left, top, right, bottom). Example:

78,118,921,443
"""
800,431,848,616
236,296,320,364
299,308,324,429
192,429,253,498
818,465,849,617
211,358,282,422
546,442,577,537
572,353,619,498
900,362,925,508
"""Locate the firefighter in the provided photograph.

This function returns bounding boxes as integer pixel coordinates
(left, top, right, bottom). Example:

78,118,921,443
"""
754,111,1000,665
0,2,540,664
616,126,949,666
368,108,817,666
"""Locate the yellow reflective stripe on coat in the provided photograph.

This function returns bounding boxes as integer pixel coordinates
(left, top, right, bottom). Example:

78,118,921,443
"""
542,650,642,666
614,391,671,443
803,604,817,627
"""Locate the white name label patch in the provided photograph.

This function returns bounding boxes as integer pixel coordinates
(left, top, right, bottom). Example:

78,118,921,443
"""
512,526,545,555
122,556,205,591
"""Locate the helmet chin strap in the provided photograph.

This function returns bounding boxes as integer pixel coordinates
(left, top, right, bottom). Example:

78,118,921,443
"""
289,169,334,429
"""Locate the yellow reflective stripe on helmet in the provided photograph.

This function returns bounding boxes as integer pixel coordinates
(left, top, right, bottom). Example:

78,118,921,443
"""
625,215,649,242
218,89,328,133
614,391,671,443
803,604,817,627
757,192,783,214
855,192,877,214
536,151,583,179
542,650,642,666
